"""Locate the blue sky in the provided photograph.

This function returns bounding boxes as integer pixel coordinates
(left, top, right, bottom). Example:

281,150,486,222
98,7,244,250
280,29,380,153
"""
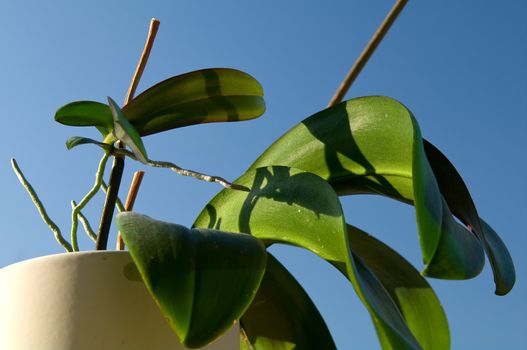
1,1,526,348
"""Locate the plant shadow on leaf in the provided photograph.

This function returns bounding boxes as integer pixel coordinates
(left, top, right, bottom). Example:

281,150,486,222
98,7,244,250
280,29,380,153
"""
202,166,342,241
128,69,265,136
201,69,240,122
302,102,404,201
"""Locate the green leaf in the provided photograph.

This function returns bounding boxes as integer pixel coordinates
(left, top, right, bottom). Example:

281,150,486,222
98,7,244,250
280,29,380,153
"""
107,97,148,164
479,218,516,295
54,69,265,137
116,212,267,349
54,101,113,135
194,166,423,350
248,96,484,280
65,136,111,151
122,68,265,136
344,225,450,350
240,253,336,350
423,140,515,295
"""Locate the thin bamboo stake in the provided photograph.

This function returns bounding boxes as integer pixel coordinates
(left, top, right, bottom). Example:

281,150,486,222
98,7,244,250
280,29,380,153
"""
125,18,160,105
328,0,408,107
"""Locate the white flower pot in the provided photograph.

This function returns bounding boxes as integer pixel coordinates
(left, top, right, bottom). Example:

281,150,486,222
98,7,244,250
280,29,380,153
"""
0,251,239,350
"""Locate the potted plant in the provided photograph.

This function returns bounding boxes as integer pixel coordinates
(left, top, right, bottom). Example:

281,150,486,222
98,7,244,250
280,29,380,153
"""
1,7,516,350
3,18,266,350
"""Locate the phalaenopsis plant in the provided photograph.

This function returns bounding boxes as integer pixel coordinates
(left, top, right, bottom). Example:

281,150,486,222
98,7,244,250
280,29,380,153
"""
12,8,515,349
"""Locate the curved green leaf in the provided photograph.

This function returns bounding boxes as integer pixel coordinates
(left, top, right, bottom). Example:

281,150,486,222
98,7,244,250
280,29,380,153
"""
108,97,148,164
194,166,423,350
116,212,267,349
130,95,265,136
55,100,113,131
54,68,265,137
65,136,111,151
423,140,515,294
345,225,450,349
248,96,484,280
479,218,515,295
123,68,265,136
240,253,336,350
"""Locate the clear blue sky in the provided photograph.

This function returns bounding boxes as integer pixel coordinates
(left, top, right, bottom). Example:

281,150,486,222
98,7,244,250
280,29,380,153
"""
1,1,525,349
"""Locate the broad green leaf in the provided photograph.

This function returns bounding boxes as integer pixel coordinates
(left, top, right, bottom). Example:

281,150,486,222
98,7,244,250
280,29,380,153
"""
107,97,148,164
248,96,484,280
122,68,265,135
194,166,423,350
240,253,336,350
55,100,113,130
65,136,111,151
423,140,515,294
55,69,265,137
116,212,267,349
344,225,450,350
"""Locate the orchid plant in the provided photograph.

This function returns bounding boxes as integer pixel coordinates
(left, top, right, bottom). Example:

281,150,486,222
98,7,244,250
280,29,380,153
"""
12,13,515,350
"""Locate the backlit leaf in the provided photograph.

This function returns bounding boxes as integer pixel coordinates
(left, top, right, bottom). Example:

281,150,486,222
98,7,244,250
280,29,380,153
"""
194,166,423,350
248,96,484,280
54,68,265,137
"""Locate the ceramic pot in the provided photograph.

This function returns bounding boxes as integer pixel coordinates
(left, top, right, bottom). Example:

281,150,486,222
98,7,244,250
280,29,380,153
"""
0,251,238,350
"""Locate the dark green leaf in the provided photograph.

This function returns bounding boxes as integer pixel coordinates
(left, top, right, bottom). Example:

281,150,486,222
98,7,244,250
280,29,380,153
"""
116,212,267,348
122,68,265,136
240,253,336,350
344,225,450,349
248,96,484,280
479,218,516,295
107,97,148,164
423,140,515,294
194,166,422,350
54,101,113,134
65,136,111,151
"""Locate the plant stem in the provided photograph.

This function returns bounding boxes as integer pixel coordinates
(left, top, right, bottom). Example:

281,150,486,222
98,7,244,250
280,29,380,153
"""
95,18,160,250
328,0,408,107
116,171,145,250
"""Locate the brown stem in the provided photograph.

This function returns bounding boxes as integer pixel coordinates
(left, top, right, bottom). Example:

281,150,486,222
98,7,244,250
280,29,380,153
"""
95,18,160,250
116,171,145,250
328,0,408,107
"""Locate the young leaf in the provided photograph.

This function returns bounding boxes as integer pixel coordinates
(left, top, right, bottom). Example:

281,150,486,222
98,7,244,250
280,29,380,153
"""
107,97,148,164
65,136,111,151
194,166,423,350
248,96,485,280
55,101,113,135
116,212,267,349
240,254,336,350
